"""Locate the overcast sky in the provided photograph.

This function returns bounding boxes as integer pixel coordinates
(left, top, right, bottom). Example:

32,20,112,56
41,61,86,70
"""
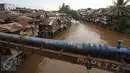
0,0,114,10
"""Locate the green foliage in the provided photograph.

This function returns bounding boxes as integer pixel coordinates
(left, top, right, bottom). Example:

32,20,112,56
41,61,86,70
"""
59,3,70,13
116,19,127,32
110,0,130,31
123,28,130,35
58,3,79,20
112,0,130,16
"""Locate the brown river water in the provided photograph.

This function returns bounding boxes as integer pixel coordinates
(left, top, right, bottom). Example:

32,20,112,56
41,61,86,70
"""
11,21,130,73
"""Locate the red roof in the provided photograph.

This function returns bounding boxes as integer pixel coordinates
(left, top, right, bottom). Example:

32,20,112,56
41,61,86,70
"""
0,12,20,19
0,23,24,32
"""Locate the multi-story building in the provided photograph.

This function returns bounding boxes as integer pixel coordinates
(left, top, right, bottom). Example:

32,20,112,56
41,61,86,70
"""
0,3,16,11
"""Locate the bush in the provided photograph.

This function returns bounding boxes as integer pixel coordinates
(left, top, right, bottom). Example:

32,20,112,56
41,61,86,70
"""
123,28,130,35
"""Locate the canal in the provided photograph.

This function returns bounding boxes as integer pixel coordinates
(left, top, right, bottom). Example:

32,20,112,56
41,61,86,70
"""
15,21,130,73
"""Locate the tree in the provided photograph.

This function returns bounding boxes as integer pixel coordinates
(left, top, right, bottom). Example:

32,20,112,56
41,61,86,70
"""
59,3,70,13
59,3,79,20
112,0,130,16
110,0,130,31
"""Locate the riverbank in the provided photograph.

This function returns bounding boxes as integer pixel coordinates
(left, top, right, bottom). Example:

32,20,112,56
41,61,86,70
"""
82,20,130,36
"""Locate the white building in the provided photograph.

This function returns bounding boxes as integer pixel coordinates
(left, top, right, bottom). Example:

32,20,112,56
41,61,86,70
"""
0,3,16,11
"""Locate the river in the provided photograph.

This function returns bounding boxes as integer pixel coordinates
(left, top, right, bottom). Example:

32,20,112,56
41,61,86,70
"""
14,21,130,73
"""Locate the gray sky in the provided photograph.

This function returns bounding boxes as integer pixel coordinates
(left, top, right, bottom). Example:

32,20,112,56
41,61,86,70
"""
0,0,114,10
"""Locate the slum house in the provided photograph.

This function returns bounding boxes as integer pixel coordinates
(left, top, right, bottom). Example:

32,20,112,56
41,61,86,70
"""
0,11,34,66
79,8,109,27
23,10,71,38
23,10,51,36
78,8,94,21
39,13,71,38
88,7,117,28
23,11,50,38
0,22,24,33
94,8,109,26
91,9,103,24
91,9,98,23
37,12,63,38
0,11,41,67
78,9,88,20
101,6,129,30
23,10,48,19
83,8,93,22
103,7,118,29
0,22,33,66
38,17,58,38
0,11,34,36
0,11,20,24
57,13,71,30
24,11,69,38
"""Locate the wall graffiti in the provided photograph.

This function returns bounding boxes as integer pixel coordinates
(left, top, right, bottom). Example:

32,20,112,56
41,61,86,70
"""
77,57,130,72
68,42,83,49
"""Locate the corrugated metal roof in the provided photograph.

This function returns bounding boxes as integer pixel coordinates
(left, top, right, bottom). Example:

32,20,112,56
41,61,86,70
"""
0,11,20,19
0,23,24,32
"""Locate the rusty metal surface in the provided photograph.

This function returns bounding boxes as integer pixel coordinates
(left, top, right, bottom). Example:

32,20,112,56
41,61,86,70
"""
0,23,24,32
0,40,129,73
